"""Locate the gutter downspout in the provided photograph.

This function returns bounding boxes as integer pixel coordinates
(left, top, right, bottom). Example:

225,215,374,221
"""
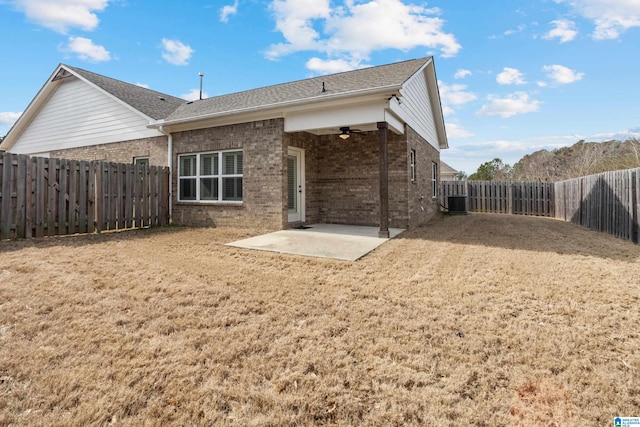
159,125,173,223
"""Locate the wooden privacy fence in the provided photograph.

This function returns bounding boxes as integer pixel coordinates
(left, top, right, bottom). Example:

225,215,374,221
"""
441,180,554,217
0,152,170,240
554,168,639,243
442,168,640,244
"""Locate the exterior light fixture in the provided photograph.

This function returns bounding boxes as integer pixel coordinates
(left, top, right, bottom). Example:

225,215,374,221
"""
339,127,350,140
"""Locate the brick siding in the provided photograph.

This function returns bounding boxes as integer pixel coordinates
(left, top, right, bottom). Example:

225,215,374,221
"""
50,136,168,165
68,120,443,231
288,124,440,229
171,119,286,230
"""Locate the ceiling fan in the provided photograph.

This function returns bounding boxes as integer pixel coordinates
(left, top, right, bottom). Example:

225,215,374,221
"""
338,126,365,140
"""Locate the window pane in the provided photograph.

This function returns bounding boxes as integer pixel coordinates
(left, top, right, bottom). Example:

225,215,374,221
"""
200,177,218,200
222,152,242,174
200,153,218,176
179,155,196,177
135,158,149,168
180,178,196,200
222,177,243,201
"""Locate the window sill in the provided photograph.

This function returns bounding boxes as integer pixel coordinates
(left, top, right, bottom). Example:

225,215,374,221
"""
177,201,244,207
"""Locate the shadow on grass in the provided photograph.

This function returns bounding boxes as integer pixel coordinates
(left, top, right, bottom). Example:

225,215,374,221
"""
0,225,190,254
400,212,640,262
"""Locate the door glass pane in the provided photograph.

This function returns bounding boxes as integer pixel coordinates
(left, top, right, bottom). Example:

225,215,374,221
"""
287,155,297,211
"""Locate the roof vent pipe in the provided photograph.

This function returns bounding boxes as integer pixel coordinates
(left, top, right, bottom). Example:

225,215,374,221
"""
199,72,204,100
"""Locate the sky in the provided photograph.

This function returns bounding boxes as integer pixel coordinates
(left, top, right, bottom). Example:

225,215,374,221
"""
1,0,639,175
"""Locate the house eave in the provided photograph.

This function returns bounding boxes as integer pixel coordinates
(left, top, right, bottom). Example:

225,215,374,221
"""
150,84,403,131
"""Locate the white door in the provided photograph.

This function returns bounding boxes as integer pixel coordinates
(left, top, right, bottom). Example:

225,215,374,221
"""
287,147,305,223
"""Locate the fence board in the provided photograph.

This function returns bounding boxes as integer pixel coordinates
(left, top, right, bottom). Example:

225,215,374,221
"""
444,172,638,244
15,155,27,238
0,153,169,241
78,161,88,234
1,153,13,239
442,180,554,217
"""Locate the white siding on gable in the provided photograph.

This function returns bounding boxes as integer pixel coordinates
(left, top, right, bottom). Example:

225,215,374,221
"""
10,77,163,155
394,69,440,150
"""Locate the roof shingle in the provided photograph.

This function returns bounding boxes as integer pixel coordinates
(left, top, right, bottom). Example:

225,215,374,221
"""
163,57,430,122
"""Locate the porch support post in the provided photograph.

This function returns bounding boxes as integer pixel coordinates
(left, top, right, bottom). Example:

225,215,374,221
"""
377,121,390,238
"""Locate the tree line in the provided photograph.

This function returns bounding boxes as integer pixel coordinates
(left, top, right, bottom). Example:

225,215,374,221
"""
467,139,640,182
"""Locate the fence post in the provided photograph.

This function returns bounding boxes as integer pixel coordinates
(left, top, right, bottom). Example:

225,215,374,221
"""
15,155,27,238
632,170,638,244
0,153,11,240
94,161,103,233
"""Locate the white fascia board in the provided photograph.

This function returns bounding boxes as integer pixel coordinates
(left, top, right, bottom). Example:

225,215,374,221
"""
158,110,285,133
423,61,448,149
285,100,388,133
152,85,402,129
384,108,405,135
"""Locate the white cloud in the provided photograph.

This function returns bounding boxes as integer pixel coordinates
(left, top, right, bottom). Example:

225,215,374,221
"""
161,38,193,66
454,69,472,79
220,0,239,22
504,24,526,36
584,127,640,141
0,112,22,127
446,122,474,138
63,36,110,62
543,19,578,43
438,82,477,116
542,64,584,84
306,57,365,74
266,0,460,71
135,83,149,89
181,89,209,101
496,67,526,85
10,0,109,34
460,139,532,152
554,0,640,39
477,92,541,118
266,0,331,59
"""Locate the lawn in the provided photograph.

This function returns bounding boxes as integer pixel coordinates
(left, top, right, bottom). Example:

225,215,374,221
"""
1,214,639,426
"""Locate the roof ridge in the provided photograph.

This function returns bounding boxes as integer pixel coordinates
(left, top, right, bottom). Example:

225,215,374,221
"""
63,64,183,102
191,57,430,104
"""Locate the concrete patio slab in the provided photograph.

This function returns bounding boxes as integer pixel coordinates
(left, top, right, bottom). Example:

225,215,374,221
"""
226,224,405,261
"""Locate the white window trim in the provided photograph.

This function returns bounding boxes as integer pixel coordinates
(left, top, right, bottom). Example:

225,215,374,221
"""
410,149,416,183
178,149,243,204
431,161,438,198
134,156,149,167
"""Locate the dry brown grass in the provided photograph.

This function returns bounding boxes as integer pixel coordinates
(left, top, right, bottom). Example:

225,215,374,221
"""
1,213,639,426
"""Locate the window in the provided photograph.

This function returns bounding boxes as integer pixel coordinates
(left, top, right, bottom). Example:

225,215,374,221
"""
410,149,416,183
134,157,149,168
431,161,438,198
178,150,243,202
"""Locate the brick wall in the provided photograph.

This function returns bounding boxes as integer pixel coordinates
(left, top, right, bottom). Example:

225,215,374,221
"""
407,126,441,228
287,129,408,228
171,119,286,230
50,136,168,165
288,125,439,229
